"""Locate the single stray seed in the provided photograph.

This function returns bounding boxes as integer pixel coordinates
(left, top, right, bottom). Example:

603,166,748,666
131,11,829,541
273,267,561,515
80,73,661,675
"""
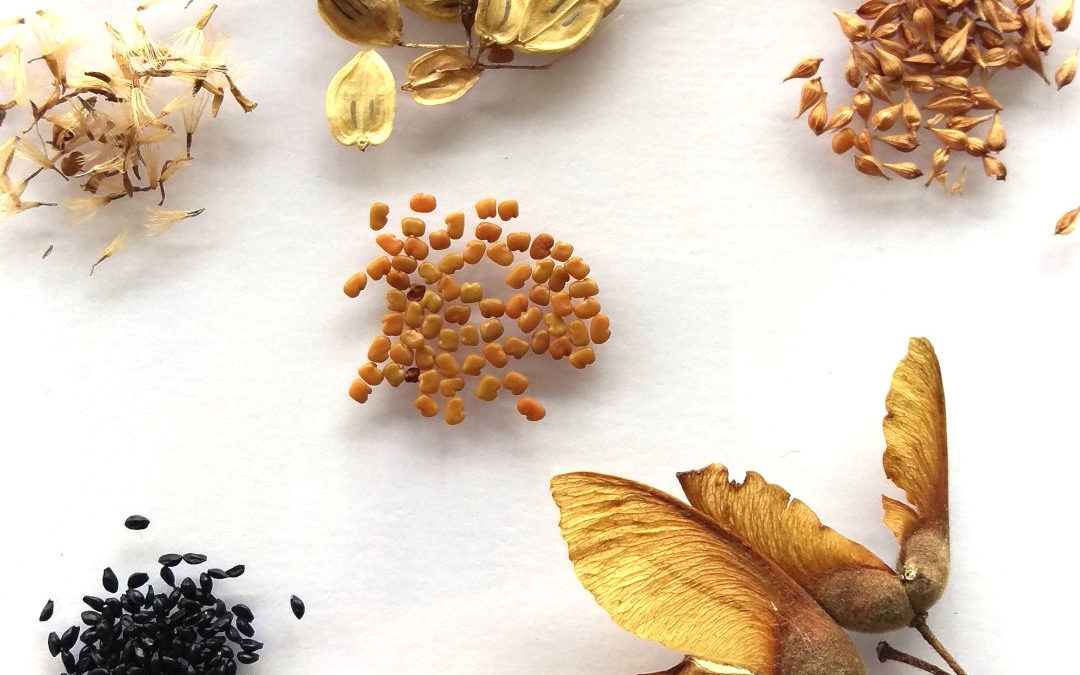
782,57,823,82
40,600,54,622
290,595,306,619
1055,206,1080,235
102,568,119,593
124,515,151,531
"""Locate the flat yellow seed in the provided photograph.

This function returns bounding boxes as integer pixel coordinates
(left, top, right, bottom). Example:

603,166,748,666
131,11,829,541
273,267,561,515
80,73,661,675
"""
326,50,395,151
479,298,506,318
438,252,465,274
504,336,529,358
410,193,437,212
358,362,384,386
404,301,424,328
564,257,590,279
462,354,487,376
441,379,465,399
475,197,497,219
497,200,519,220
531,329,550,354
349,379,372,404
368,336,391,362
421,289,444,312
568,347,596,369
419,370,440,394
389,343,414,365
551,291,574,316
421,313,443,339
344,272,368,298
438,275,460,301
460,282,484,304
544,312,567,337
568,278,599,298
463,240,487,264
444,304,470,324
505,263,532,289
445,211,465,239
414,394,439,417
506,232,531,251
415,345,435,369
401,217,426,237
573,298,600,319
436,352,460,377
417,262,441,284
502,371,529,395
480,318,505,342
476,375,500,401
568,319,590,346
367,256,391,280
528,284,551,306
483,342,508,367
370,202,390,230
518,307,542,332
438,328,459,352
476,222,503,242
505,293,528,319
383,363,405,386
392,255,417,273
460,324,479,346
590,314,611,344
548,266,570,292
550,241,573,262
388,292,407,313
516,396,546,421
403,237,429,260
487,242,514,266
381,313,404,336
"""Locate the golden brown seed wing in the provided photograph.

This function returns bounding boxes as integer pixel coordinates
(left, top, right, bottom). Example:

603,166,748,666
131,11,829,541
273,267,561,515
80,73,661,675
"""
402,0,462,21
475,0,525,45
552,472,821,674
517,0,604,53
317,0,402,46
882,337,949,536
325,50,396,150
678,464,894,592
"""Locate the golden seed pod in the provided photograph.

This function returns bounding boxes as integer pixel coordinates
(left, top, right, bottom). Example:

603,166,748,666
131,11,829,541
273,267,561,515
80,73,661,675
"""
930,127,969,151
1054,0,1074,31
833,10,870,41
852,90,873,120
831,128,857,154
782,57,823,82
317,0,402,46
1034,9,1054,52
937,22,972,65
824,105,855,131
796,78,823,118
1056,48,1078,89
402,48,483,105
517,0,605,54
807,95,828,135
854,154,889,179
326,50,396,150
883,161,922,180
986,113,1006,152
402,0,461,21
475,0,525,45
854,128,873,154
900,91,920,129
982,156,1006,181
1055,206,1080,235
876,133,918,152
870,102,902,130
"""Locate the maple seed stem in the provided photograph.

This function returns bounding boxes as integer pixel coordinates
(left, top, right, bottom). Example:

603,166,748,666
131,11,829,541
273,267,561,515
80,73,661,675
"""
877,641,951,675
912,615,968,675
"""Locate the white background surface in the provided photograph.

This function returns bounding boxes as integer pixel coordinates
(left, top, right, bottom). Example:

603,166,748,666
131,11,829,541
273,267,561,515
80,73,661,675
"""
2,1,1078,673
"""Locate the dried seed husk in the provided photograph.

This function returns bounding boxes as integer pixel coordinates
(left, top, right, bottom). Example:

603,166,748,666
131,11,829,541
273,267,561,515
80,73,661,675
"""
796,78,823,118
832,127,857,154
600,0,620,15
834,10,870,41
517,0,604,54
873,44,904,79
900,91,921,129
402,0,462,21
824,105,855,131
969,86,1003,110
930,127,969,150
948,114,992,132
1053,0,1074,31
854,128,874,154
402,48,483,105
912,7,935,48
1056,48,1078,89
870,102,902,130
883,161,922,179
986,113,1006,151
782,57,823,82
1034,9,1053,51
475,0,524,45
938,21,973,65
844,51,862,87
807,94,828,135
1055,206,1080,235
853,90,873,120
925,93,974,116
876,133,918,152
326,50,396,150
855,0,890,19
317,0,402,46
982,155,1006,180
854,153,890,179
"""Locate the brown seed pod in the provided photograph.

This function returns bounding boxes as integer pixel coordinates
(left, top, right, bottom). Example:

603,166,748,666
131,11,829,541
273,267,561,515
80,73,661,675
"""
402,48,484,106
317,0,402,46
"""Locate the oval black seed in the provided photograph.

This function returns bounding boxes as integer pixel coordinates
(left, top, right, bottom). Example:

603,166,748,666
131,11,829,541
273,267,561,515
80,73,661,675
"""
235,618,254,638
225,565,245,578
60,625,80,650
61,649,76,671
236,652,259,665
207,568,227,580
181,553,207,565
160,566,176,587
158,554,183,568
289,595,305,620
82,595,105,612
240,639,263,652
124,515,150,531
48,631,61,657
128,572,150,589
199,572,213,594
102,568,119,593
39,599,54,621
81,610,101,625
231,604,254,623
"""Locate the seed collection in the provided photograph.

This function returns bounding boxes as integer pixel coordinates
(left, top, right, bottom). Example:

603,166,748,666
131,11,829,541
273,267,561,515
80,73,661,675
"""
38,516,304,675
786,0,1078,194
320,0,620,150
345,194,609,425
0,3,254,271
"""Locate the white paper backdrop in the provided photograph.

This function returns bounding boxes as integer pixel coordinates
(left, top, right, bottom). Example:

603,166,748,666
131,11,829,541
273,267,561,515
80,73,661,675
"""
2,1,1077,673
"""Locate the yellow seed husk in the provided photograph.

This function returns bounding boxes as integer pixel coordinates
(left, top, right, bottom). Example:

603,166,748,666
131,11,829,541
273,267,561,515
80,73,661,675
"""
807,95,828,135
853,90,873,120
876,133,918,152
938,21,973,65
1034,9,1054,51
317,0,402,46
930,127,969,150
901,91,921,129
834,10,870,41
982,156,1006,180
326,50,396,150
948,114,993,132
873,44,904,79
986,113,1007,151
1055,206,1080,235
796,78,824,118
913,7,935,48
870,102,902,130
402,48,483,106
1053,0,1074,31
883,162,923,179
824,105,855,131
854,128,874,154
854,154,890,179
475,0,524,45
1056,48,1078,89
517,0,604,54
844,51,862,88
783,57,823,82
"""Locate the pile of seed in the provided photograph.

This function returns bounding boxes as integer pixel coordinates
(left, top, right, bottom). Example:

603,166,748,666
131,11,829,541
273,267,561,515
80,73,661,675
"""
787,0,1078,192
344,194,611,425
39,516,305,675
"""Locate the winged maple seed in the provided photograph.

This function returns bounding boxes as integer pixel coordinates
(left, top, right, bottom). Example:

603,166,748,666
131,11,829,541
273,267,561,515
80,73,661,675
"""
785,0,1079,200
320,0,620,150
552,338,969,675
0,3,254,272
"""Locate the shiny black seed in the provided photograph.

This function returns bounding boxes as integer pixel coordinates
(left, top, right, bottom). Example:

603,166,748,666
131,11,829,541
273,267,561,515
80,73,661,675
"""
102,568,119,594
235,618,254,638
81,611,101,625
39,599,54,621
239,639,263,652
179,577,196,599
159,566,176,587
61,649,76,671
158,554,183,568
199,573,213,594
207,568,227,580
124,515,150,531
82,596,105,612
48,631,61,657
181,554,207,565
128,573,150,589
225,565,245,578
231,604,253,623
236,652,259,665
289,595,305,620
60,626,80,650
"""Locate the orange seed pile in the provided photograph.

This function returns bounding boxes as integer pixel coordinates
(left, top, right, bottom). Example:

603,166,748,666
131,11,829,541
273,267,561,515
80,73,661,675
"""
345,195,610,425
787,0,1079,192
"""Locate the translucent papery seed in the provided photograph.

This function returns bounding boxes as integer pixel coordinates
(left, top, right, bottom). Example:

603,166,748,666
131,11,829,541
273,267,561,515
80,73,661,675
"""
317,0,402,46
325,50,396,150
517,0,605,54
402,48,483,106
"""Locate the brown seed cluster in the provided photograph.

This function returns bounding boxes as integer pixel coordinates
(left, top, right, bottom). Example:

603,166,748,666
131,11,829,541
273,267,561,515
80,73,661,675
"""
345,195,610,425
0,4,254,271
787,0,1079,193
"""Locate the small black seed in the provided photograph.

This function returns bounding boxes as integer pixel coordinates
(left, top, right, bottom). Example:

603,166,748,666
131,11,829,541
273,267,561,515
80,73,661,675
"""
60,626,80,651
128,572,150,589
239,639,263,652
235,618,254,638
40,599,54,621
81,610,101,626
48,631,61,657
124,515,150,531
225,565,245,578
61,649,76,671
231,604,253,623
181,553,207,565
236,652,259,665
102,568,119,593
289,595,305,620
199,573,213,594
207,568,227,580
160,566,176,587
82,596,105,612
158,554,183,568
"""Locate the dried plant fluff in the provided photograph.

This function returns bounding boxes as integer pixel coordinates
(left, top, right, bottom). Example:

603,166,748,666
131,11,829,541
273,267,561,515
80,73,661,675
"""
0,3,254,273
